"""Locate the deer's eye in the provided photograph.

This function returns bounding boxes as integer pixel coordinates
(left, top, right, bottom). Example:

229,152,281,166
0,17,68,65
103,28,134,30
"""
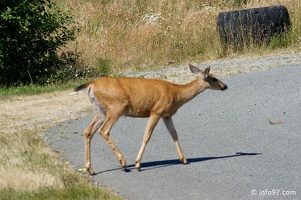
212,78,217,82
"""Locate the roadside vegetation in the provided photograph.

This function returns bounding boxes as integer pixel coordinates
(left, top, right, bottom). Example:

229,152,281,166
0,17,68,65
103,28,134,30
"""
55,0,301,74
0,0,300,199
0,79,88,96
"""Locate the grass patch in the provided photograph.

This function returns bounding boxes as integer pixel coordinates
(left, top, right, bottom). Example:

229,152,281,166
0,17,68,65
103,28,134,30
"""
0,92,121,199
0,79,90,96
0,127,122,200
0,185,121,200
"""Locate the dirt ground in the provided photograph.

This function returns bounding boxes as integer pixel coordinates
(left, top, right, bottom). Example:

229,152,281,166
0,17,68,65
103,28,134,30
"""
0,90,91,135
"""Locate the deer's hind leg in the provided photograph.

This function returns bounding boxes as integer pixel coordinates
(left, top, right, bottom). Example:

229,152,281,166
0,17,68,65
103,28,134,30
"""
99,108,127,171
85,113,105,175
163,116,189,165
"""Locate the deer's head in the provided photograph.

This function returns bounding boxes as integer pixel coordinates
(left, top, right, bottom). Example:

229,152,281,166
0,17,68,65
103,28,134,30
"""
189,64,228,91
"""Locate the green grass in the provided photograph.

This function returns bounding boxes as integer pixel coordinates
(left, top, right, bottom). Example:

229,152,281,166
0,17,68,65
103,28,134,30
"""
0,186,121,200
0,79,89,96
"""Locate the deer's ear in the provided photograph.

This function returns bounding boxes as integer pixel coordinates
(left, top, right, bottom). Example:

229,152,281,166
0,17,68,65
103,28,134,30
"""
203,67,211,79
189,63,201,76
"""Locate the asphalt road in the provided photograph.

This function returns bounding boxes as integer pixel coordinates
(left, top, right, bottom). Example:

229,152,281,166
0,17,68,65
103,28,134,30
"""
44,65,301,200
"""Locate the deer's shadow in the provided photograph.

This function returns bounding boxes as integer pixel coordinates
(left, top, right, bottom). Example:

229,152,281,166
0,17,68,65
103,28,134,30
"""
96,152,261,175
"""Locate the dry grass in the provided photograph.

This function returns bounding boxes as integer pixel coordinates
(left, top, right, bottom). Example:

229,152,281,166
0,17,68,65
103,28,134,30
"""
0,91,90,190
0,91,122,199
56,0,301,73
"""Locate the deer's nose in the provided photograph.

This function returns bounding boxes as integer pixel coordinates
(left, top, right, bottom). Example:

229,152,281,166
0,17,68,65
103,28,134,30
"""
221,85,228,91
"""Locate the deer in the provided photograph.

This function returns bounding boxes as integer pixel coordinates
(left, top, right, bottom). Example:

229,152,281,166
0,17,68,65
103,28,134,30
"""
71,63,227,175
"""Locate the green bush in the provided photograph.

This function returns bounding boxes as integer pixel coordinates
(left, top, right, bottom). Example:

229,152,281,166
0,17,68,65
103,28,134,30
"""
0,0,78,86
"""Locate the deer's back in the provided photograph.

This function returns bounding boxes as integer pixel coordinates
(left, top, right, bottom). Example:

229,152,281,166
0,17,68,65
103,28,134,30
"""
92,77,180,117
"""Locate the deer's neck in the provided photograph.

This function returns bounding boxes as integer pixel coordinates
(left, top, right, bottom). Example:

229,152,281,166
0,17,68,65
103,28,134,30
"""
176,77,207,104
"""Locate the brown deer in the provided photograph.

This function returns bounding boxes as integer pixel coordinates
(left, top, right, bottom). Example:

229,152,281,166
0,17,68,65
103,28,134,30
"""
71,64,227,175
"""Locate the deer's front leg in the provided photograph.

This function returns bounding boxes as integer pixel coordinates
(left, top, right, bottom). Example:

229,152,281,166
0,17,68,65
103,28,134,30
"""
135,114,160,171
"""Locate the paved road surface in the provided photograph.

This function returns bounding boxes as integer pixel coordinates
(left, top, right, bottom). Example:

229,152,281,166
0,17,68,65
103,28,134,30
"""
45,65,300,200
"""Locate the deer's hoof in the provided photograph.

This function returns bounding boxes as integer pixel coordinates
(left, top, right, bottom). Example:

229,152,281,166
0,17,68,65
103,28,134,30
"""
122,165,130,172
181,158,190,165
87,167,95,176
183,161,190,165
135,161,141,171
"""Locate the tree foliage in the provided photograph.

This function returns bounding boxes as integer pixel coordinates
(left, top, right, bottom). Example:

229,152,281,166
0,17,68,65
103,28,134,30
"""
0,0,77,86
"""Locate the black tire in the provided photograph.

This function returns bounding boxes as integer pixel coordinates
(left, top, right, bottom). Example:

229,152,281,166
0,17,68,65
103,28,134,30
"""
217,5,291,50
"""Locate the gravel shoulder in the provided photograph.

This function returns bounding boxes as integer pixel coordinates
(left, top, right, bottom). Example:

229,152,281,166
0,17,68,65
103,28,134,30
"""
127,52,301,83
